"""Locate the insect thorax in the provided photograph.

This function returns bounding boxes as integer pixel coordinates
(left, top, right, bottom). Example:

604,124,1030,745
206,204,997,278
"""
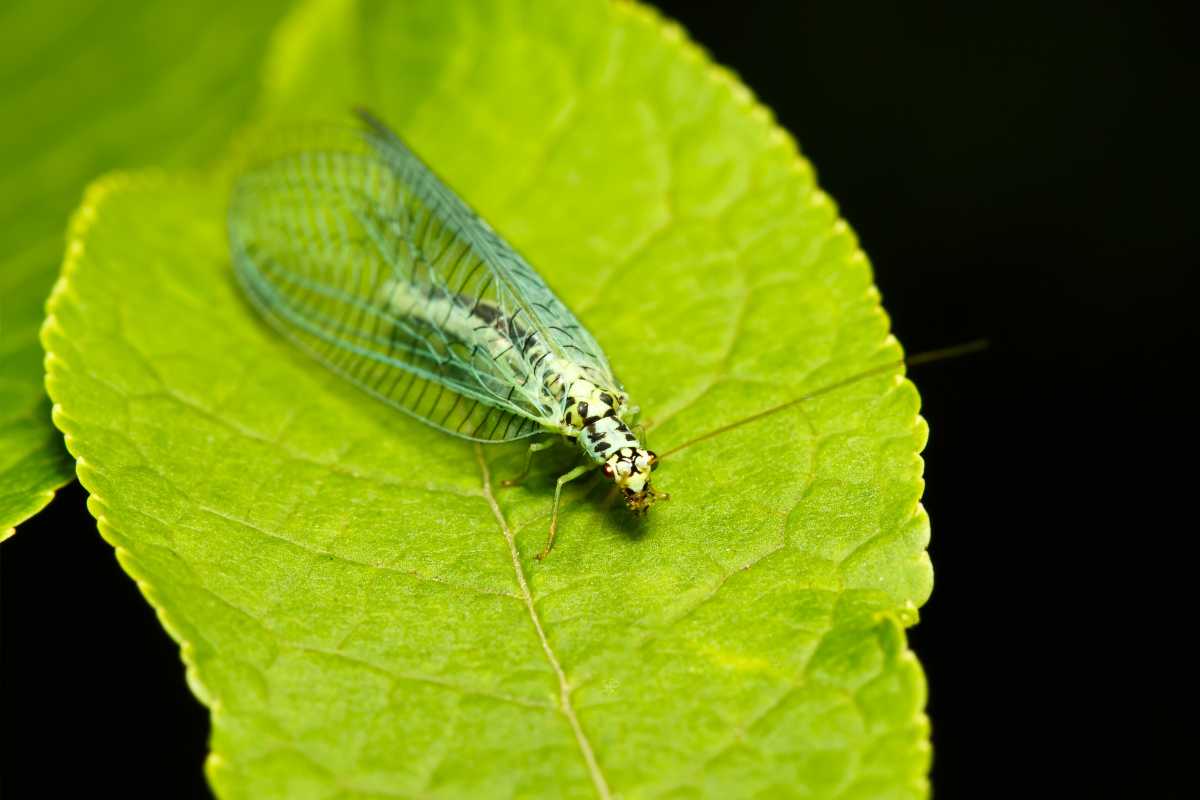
563,382,638,461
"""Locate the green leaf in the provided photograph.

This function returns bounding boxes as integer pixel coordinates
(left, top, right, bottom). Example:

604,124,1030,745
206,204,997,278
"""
44,0,933,796
0,0,293,537
2,246,67,542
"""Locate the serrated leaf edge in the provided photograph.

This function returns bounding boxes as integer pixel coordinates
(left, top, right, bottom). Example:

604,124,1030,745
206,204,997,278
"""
37,1,935,795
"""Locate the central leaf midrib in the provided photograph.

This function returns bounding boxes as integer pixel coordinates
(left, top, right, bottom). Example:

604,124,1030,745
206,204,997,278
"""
473,443,611,800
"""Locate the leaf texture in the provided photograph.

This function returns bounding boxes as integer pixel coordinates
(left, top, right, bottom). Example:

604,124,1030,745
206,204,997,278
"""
43,0,933,796
0,0,292,536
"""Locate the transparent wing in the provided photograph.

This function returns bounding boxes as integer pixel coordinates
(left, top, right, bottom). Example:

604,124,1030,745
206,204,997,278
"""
228,112,617,442
354,109,620,389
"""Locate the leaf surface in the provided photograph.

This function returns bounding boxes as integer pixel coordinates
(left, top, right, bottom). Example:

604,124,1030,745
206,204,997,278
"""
0,0,291,536
44,0,933,796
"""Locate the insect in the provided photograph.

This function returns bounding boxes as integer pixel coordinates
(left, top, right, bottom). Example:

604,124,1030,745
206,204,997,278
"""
229,109,664,559
230,108,984,559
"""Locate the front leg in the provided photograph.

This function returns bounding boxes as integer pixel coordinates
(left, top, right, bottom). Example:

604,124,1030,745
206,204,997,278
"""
536,463,596,561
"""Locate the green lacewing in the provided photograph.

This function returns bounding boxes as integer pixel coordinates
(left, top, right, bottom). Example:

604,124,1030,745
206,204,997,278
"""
229,108,983,558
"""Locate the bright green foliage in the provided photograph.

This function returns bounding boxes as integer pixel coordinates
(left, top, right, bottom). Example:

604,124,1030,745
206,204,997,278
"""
0,0,292,537
43,0,933,797
1,248,65,540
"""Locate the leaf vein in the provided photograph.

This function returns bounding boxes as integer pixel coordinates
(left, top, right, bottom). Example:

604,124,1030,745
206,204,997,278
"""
284,642,556,712
475,443,612,800
194,502,521,602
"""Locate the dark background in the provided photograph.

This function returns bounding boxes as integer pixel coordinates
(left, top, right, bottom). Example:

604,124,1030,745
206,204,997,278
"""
3,1,1192,797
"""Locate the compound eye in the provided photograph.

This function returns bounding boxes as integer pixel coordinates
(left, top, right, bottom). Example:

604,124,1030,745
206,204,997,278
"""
602,463,614,478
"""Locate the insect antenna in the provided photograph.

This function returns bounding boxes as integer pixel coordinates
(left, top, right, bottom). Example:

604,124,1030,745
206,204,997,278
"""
659,339,988,460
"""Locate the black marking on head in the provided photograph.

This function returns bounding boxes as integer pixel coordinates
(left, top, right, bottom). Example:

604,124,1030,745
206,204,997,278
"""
577,401,589,419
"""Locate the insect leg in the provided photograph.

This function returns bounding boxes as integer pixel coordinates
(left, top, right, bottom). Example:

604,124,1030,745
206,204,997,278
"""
501,438,558,487
536,463,595,561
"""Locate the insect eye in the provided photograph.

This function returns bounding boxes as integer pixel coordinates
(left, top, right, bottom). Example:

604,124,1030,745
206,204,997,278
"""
603,464,614,477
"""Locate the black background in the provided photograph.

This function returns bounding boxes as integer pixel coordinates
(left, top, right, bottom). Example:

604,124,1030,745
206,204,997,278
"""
2,1,1192,797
